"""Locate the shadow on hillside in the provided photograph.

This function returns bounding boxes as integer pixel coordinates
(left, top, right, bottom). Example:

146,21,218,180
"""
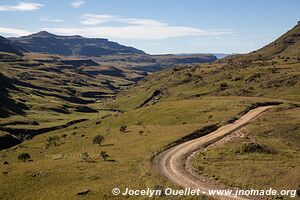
0,73,28,118
101,144,114,147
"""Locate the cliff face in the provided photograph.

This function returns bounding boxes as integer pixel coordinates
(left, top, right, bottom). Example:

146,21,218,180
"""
9,31,146,56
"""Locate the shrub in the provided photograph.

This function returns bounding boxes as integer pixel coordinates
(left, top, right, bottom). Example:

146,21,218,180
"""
18,153,31,162
100,151,109,161
241,142,274,154
46,135,60,148
120,125,127,133
227,116,238,123
219,83,228,91
93,135,105,146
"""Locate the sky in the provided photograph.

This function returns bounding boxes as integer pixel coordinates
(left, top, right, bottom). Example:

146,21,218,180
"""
0,0,299,54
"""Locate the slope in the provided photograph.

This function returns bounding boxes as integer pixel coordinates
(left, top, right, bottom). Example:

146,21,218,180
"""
243,22,300,59
0,36,25,56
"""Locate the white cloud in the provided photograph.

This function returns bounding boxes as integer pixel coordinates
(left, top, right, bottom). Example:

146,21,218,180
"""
0,2,43,11
71,0,86,8
49,14,233,40
122,18,167,27
45,26,233,40
80,14,167,27
0,27,32,36
80,14,115,25
40,16,64,22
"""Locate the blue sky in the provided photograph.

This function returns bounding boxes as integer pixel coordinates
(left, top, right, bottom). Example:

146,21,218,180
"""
0,0,299,54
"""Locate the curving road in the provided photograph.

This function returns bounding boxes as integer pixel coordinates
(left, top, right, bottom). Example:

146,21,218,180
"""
155,106,274,200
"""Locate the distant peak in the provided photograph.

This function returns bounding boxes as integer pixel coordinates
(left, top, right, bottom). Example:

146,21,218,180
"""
30,31,57,37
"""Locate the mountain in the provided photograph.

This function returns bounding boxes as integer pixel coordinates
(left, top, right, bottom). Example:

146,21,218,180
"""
9,31,145,56
0,35,26,56
174,53,230,59
247,21,300,59
111,22,300,110
152,54,217,65
92,54,217,73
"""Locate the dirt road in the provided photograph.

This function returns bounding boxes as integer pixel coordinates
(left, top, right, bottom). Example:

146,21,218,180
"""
155,106,274,200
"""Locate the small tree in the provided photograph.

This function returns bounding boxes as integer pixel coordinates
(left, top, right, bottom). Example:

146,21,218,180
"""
100,151,109,161
93,135,105,146
139,130,144,135
18,153,31,162
46,135,60,148
219,83,228,91
119,125,127,133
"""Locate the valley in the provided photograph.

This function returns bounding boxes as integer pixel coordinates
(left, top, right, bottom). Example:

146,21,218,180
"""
0,14,299,200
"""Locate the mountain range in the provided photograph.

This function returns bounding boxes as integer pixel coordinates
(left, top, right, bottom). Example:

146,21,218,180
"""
9,31,145,56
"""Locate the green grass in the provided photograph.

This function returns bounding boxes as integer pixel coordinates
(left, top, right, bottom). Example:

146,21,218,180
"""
0,97,254,200
110,58,300,111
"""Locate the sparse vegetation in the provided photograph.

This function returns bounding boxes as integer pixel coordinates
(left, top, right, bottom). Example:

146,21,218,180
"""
119,125,127,133
92,135,105,146
219,83,228,90
99,151,109,161
45,135,60,148
17,153,31,162
240,142,275,154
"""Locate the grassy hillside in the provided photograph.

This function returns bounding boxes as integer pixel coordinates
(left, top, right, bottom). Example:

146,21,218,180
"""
248,22,300,59
110,55,299,111
0,52,141,151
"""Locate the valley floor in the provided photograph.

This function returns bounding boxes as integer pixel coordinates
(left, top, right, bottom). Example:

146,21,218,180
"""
1,96,299,200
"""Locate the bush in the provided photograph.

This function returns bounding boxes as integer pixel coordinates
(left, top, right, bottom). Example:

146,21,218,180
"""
18,153,31,162
46,135,60,148
219,83,228,91
93,135,105,146
227,116,238,123
120,125,127,133
100,151,109,161
139,130,144,135
241,142,274,154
